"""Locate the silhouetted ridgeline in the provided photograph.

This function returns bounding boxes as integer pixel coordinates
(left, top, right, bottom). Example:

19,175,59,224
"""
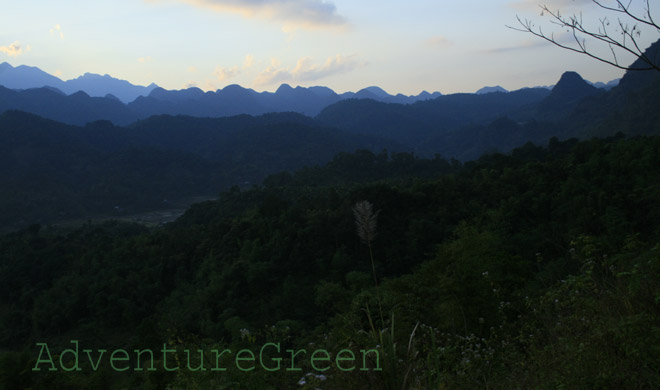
2,38,660,229
0,110,397,230
2,60,657,160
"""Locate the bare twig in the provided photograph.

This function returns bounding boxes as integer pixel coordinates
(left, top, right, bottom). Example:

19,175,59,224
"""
508,0,660,72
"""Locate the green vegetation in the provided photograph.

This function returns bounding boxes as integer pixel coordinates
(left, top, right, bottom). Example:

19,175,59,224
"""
0,110,385,231
1,134,659,388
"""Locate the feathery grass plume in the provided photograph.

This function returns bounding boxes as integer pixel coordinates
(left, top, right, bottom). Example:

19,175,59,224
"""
353,200,385,328
353,203,422,390
353,200,380,245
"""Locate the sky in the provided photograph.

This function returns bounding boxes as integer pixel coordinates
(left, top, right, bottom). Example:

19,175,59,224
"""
1,0,658,95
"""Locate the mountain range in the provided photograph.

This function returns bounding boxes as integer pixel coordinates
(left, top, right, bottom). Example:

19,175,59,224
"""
0,63,159,103
0,39,658,230
0,61,620,123
0,62,442,117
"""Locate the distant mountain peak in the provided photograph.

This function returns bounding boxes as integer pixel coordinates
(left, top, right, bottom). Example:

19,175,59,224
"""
308,86,337,98
148,86,168,97
363,86,389,98
549,71,600,100
75,72,108,80
476,85,508,94
555,71,587,85
588,78,620,89
105,93,120,101
222,84,251,94
0,63,65,91
43,86,66,95
417,91,443,100
70,90,91,98
0,64,159,103
539,71,601,114
276,84,295,94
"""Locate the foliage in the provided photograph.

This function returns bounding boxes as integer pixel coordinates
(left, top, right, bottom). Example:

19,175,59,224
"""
2,135,660,388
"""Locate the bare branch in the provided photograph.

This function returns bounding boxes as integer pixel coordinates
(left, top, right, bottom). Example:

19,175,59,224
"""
592,0,659,29
508,0,660,72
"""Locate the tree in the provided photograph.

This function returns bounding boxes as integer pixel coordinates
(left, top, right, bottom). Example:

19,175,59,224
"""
510,0,660,72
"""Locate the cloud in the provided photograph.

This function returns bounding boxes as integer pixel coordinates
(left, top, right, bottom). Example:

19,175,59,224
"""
254,61,294,86
162,0,347,30
508,0,593,12
486,39,550,53
486,32,577,54
254,54,360,86
484,39,564,54
426,35,452,48
138,56,153,63
211,55,257,84
214,65,241,81
488,29,578,53
243,54,255,69
50,24,64,39
205,80,219,91
292,55,360,81
0,41,24,58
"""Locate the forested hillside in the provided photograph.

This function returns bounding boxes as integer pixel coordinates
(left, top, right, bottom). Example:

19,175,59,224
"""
0,110,396,230
2,135,659,389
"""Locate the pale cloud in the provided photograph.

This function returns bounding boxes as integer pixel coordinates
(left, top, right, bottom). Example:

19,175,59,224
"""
269,57,282,67
254,54,361,86
183,81,198,89
138,56,153,63
205,80,219,91
211,55,256,84
214,65,241,81
160,0,347,30
0,41,24,58
243,54,255,69
426,35,452,48
254,64,293,86
50,24,64,39
292,54,360,81
486,39,552,53
509,0,593,12
488,31,576,53
486,33,579,53
187,65,198,73
54,69,63,77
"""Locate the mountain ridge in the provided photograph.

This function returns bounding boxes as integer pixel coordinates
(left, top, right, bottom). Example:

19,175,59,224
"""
2,40,660,226
0,61,444,108
0,63,159,103
1,61,623,122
